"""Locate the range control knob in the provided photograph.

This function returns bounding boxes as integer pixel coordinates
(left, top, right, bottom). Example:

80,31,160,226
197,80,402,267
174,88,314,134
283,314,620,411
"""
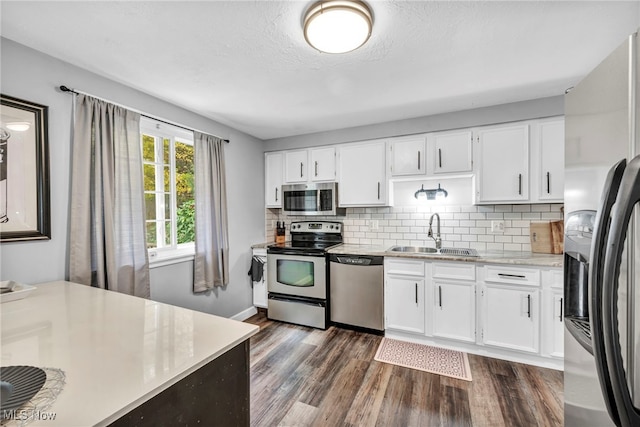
329,225,334,229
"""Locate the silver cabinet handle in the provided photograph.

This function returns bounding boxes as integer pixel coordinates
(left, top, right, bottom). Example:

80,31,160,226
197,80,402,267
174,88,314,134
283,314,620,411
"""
438,285,442,308
546,171,551,194
415,283,418,304
315,161,318,177
418,151,421,170
527,294,531,318
300,162,303,178
275,187,278,202
438,148,442,168
377,182,381,200
518,173,522,195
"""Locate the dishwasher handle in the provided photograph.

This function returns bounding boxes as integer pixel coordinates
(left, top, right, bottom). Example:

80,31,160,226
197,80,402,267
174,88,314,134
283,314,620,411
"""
328,253,384,266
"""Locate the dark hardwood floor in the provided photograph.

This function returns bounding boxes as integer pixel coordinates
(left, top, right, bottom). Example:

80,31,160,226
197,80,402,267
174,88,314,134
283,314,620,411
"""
246,311,563,427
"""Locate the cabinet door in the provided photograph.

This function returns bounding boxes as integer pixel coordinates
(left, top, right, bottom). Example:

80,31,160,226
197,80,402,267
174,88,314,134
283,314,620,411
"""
433,280,476,342
475,124,529,203
385,276,425,334
432,280,475,342
482,285,539,353
253,263,268,308
310,147,336,182
550,290,564,358
338,141,387,206
538,119,564,201
265,152,283,208
389,135,426,176
431,130,473,174
284,150,308,183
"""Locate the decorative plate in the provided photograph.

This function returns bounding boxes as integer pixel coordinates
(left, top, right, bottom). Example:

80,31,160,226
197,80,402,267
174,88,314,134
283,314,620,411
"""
0,366,47,418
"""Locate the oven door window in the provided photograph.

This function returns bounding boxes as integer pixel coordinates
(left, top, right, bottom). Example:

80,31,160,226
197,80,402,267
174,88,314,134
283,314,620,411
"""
276,259,314,287
284,190,317,212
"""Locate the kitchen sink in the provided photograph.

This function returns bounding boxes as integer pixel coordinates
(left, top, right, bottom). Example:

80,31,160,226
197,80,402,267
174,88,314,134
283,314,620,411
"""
387,246,479,257
388,246,438,253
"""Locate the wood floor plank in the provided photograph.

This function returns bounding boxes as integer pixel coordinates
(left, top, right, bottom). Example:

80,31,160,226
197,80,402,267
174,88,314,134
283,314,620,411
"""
277,401,318,427
467,355,507,427
343,361,393,426
246,312,563,427
309,359,370,426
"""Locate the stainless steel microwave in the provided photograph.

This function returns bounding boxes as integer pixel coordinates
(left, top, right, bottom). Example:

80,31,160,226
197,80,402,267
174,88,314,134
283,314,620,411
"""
282,182,345,216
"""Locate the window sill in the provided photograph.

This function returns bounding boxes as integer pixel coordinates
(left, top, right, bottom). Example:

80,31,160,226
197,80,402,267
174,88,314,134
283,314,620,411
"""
149,247,195,268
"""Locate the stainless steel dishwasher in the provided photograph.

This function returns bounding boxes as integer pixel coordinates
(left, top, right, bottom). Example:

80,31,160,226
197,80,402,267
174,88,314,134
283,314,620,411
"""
329,254,384,332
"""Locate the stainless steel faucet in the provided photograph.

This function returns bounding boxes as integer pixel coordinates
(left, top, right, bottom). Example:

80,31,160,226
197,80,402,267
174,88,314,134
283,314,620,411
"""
428,213,442,249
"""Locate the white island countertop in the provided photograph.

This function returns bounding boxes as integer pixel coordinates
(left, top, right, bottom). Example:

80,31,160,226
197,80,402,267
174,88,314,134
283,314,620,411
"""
0,281,259,426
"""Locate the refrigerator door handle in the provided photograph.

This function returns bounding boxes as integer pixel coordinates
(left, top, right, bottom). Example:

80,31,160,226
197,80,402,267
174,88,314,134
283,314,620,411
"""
602,155,640,427
589,159,627,427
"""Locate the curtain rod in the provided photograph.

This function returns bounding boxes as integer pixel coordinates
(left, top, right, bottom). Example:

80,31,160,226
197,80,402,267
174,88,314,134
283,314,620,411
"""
58,85,230,143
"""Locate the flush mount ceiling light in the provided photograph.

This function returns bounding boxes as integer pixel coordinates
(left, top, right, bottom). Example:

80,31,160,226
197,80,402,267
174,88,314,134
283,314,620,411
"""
415,184,449,201
303,0,373,54
5,122,30,132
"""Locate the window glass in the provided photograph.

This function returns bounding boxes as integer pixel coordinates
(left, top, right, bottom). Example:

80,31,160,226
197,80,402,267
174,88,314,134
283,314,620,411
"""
141,119,195,253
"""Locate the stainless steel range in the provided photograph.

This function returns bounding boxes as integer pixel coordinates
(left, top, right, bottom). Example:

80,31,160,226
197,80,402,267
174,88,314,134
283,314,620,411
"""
266,221,342,329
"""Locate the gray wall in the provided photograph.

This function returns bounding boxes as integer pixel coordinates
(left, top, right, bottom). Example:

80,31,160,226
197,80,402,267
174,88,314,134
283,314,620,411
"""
264,95,564,151
0,38,265,319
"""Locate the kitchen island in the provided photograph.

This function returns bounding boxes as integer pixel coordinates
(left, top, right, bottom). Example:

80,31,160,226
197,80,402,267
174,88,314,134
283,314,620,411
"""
0,281,259,426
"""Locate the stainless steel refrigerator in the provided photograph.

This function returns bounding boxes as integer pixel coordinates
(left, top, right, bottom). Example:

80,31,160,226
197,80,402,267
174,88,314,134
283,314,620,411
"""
564,30,640,426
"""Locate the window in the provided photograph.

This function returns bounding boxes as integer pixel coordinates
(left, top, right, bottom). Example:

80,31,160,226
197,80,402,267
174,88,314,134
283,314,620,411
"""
141,118,195,258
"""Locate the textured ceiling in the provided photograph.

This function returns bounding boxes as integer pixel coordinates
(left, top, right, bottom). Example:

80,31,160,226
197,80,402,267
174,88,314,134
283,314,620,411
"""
1,1,639,140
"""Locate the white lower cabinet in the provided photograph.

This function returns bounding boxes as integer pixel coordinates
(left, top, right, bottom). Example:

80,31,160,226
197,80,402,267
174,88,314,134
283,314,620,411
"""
481,284,539,353
542,268,564,358
385,276,425,334
384,258,562,369
432,280,475,342
431,262,476,343
251,248,268,308
384,258,425,334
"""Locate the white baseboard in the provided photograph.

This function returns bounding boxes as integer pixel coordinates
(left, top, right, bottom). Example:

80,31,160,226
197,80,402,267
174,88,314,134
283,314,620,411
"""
231,306,258,321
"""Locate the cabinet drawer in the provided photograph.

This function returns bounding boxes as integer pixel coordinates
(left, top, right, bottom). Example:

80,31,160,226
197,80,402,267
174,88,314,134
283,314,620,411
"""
432,262,475,281
547,269,563,289
385,258,425,277
484,265,540,287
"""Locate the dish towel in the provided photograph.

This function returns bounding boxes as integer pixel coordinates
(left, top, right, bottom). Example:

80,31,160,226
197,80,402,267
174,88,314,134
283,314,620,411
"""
248,256,265,284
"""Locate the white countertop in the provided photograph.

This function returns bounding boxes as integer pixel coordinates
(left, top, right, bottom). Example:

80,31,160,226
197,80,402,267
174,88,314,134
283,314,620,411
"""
0,281,259,426
327,244,563,267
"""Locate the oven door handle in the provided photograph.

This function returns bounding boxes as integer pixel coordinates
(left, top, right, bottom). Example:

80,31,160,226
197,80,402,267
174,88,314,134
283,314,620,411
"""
267,249,324,257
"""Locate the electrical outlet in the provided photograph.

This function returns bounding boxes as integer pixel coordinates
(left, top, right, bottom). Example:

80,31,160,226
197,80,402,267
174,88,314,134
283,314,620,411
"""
271,220,277,228
491,220,505,233
368,219,379,231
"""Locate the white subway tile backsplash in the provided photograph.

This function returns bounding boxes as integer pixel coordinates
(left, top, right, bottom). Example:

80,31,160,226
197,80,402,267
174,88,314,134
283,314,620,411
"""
265,203,563,252
532,204,551,212
513,205,532,212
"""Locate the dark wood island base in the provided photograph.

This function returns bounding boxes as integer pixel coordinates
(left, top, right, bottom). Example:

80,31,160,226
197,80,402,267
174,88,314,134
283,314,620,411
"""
110,341,250,427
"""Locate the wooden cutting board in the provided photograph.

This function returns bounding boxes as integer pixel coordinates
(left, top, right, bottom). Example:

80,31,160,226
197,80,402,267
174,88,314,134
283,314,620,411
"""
530,221,564,254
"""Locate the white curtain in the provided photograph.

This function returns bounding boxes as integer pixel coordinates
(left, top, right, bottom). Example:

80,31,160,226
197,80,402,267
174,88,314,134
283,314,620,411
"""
68,94,150,297
193,132,229,292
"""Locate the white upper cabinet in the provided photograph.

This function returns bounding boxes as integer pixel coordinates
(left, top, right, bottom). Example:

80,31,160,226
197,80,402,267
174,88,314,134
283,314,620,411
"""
284,147,336,183
474,124,530,203
537,119,564,201
309,147,336,182
429,130,473,174
337,140,388,206
265,152,284,208
389,135,426,176
284,150,308,183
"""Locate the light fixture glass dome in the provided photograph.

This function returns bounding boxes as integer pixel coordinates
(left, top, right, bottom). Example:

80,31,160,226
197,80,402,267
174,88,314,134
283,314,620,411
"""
5,122,30,132
304,1,373,54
